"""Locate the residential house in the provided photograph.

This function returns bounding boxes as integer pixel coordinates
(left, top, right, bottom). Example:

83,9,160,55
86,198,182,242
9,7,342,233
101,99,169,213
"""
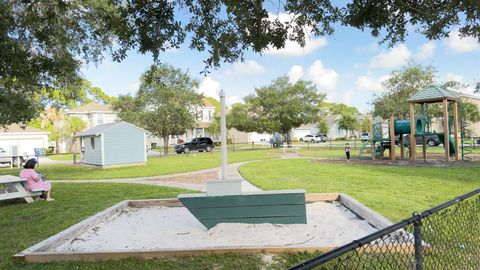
0,124,49,157
292,114,370,140
66,102,118,129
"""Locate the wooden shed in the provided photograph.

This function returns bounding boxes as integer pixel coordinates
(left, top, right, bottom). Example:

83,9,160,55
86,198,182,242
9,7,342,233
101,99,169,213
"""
75,122,147,167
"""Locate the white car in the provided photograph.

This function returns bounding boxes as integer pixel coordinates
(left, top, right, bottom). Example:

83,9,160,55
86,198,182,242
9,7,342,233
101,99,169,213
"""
300,134,322,143
361,132,370,142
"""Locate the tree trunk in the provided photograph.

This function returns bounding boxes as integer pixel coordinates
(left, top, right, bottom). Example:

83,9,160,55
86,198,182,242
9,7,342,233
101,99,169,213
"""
284,131,292,148
345,130,349,140
163,134,169,156
55,140,60,154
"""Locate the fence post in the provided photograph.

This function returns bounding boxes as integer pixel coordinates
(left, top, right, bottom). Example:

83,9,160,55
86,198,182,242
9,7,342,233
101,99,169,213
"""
354,139,357,150
252,141,254,150
413,216,424,270
232,142,235,152
329,139,332,150
307,141,309,150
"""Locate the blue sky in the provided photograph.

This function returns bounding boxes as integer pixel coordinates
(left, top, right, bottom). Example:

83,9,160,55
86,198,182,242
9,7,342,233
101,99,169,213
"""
82,15,480,113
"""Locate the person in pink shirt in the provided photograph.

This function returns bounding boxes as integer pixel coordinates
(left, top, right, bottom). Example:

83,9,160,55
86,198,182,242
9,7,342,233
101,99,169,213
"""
19,159,54,201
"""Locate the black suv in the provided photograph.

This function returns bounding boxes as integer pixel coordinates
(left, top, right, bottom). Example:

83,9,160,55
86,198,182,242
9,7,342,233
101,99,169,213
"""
174,137,215,154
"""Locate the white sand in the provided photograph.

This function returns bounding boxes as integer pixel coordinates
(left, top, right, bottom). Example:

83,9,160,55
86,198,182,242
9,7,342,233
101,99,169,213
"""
52,202,377,252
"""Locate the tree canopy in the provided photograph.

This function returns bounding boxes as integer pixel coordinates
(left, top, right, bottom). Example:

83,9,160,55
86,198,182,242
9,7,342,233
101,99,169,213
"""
3,1,480,124
228,77,324,145
112,64,202,155
337,114,359,139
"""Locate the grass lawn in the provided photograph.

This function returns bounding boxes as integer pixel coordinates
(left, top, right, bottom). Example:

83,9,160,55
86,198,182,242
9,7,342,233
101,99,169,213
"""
239,159,480,221
0,149,280,180
0,183,271,270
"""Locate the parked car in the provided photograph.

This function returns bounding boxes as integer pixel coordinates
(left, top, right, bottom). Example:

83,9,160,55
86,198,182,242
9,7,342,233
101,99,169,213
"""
404,134,441,147
361,132,370,142
174,137,215,154
317,134,328,142
299,134,323,143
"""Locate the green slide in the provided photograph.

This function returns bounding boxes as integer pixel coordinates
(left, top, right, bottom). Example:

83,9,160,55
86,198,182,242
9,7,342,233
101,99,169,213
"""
437,133,456,156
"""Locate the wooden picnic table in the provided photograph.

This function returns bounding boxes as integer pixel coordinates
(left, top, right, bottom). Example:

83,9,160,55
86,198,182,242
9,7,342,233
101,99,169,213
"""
0,175,44,203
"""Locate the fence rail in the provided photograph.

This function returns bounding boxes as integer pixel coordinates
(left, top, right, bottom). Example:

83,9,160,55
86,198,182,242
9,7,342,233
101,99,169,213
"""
290,188,480,270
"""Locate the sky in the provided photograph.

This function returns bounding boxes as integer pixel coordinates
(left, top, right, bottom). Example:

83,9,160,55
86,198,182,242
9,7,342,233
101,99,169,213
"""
81,14,480,114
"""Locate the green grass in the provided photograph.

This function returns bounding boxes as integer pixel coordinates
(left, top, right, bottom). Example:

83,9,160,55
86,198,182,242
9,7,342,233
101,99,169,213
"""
0,149,280,180
239,159,480,221
0,183,268,270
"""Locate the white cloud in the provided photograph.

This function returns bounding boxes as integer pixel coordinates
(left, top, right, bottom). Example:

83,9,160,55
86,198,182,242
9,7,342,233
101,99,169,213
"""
446,73,464,83
197,76,220,99
264,12,327,57
444,29,480,53
227,60,265,75
306,60,339,101
355,74,390,92
287,65,304,84
341,90,355,105
416,41,436,60
266,38,328,57
370,44,412,68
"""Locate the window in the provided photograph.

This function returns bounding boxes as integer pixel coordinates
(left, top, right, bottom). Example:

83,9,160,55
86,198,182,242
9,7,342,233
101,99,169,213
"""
90,137,95,149
97,113,104,125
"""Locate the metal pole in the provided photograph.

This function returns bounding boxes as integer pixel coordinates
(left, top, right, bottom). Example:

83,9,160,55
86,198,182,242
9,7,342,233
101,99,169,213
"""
220,90,227,180
413,217,424,270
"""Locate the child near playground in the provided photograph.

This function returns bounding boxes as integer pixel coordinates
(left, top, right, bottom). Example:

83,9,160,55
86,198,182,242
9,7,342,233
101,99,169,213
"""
345,143,351,161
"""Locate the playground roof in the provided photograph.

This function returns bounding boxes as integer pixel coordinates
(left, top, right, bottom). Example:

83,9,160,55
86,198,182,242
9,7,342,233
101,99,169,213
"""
408,85,459,103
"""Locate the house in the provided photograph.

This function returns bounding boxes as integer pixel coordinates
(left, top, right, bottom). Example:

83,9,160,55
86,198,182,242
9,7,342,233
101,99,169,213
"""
292,114,371,140
0,124,49,157
75,122,146,167
188,99,216,139
66,102,118,129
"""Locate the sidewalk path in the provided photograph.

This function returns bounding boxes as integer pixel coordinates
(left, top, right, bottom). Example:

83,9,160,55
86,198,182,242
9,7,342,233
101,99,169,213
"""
50,160,266,192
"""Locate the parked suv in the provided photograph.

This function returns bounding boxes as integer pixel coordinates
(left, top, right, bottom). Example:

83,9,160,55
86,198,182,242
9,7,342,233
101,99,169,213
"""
361,132,370,142
300,134,323,143
317,134,328,142
404,134,441,147
174,137,215,154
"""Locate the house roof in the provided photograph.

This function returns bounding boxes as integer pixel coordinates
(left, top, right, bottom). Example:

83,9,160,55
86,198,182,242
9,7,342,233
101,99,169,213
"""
68,102,113,113
407,85,459,103
202,99,216,108
75,121,146,137
196,122,212,128
0,124,49,134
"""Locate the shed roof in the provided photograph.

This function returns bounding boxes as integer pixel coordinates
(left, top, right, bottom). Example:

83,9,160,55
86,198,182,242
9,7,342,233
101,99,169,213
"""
407,85,459,103
75,122,146,137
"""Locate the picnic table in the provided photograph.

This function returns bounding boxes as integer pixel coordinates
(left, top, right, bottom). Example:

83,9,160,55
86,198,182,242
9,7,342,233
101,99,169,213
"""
0,175,45,203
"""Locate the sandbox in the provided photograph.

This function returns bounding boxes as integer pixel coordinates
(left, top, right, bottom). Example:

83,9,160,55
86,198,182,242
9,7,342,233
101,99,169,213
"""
15,193,392,263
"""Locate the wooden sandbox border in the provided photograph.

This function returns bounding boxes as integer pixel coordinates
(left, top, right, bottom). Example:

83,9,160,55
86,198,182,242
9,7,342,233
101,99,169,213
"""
14,193,393,263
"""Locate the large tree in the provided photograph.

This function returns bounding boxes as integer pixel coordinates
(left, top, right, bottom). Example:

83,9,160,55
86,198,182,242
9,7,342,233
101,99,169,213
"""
112,64,202,155
338,114,359,139
229,77,324,146
372,63,436,118
3,1,480,124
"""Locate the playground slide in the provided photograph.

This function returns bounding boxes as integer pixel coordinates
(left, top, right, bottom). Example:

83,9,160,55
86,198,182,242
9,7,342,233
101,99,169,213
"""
437,133,456,156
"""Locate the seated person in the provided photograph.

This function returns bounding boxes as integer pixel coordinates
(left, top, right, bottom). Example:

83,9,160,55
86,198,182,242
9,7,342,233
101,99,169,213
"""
19,159,54,201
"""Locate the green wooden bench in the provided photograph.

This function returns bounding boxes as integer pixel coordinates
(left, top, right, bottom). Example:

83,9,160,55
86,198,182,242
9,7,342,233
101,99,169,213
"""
0,175,45,203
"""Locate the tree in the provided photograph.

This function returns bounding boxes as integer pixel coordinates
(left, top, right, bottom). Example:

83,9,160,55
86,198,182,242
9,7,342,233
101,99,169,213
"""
360,118,372,133
4,1,480,125
317,118,329,135
338,114,359,139
372,63,436,118
229,77,324,146
65,116,86,152
29,108,70,154
112,64,202,155
321,102,359,116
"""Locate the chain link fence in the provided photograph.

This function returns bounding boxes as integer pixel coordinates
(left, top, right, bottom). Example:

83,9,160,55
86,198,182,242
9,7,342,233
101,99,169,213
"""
291,189,480,270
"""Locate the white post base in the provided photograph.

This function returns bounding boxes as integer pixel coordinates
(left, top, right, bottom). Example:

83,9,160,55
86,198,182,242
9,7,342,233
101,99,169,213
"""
206,178,243,196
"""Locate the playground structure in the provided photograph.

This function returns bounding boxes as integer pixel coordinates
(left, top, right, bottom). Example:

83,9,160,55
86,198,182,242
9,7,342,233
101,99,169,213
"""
359,85,465,162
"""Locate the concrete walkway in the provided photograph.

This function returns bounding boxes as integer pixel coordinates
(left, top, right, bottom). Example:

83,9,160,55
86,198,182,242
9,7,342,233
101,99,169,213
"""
50,160,266,192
